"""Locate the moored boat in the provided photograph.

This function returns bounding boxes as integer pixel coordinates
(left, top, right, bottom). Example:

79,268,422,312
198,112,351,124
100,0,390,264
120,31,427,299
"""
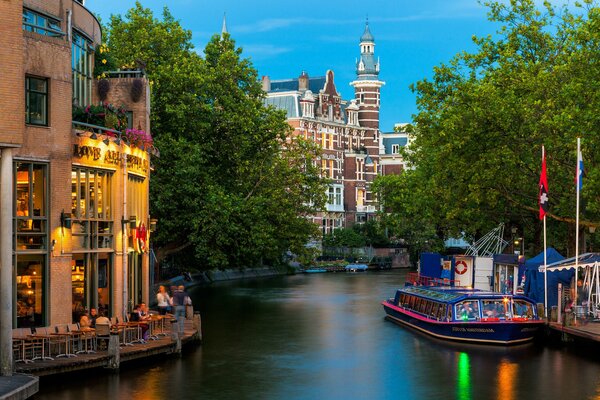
382,286,544,345
345,263,368,272
304,268,327,273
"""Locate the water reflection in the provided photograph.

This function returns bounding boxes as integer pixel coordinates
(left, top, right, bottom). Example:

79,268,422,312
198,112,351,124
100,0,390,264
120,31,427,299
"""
496,359,517,400
35,271,600,400
457,352,471,400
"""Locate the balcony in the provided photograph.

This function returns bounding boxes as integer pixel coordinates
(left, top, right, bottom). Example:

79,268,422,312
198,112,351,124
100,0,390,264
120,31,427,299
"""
356,205,376,213
326,204,344,212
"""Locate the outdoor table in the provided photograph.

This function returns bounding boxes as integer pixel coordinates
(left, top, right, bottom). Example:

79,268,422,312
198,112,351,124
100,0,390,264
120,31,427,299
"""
112,323,135,346
152,315,168,337
50,332,78,358
27,334,54,361
72,328,96,354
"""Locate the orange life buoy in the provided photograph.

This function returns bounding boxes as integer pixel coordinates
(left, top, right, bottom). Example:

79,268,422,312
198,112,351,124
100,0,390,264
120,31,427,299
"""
454,260,468,275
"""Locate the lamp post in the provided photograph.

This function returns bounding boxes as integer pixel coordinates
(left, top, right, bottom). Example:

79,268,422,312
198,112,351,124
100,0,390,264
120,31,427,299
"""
511,227,517,254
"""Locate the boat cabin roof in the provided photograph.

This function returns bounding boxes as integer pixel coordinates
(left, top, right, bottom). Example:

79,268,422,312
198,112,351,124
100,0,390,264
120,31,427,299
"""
398,286,531,304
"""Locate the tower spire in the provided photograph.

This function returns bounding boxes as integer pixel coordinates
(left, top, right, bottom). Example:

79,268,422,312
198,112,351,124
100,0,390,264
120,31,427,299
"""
221,12,228,36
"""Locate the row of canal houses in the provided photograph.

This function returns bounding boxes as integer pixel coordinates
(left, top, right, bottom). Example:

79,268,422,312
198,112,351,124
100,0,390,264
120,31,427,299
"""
0,0,154,374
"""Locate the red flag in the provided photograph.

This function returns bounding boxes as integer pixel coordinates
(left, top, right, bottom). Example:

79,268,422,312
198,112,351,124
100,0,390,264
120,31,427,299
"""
539,148,548,220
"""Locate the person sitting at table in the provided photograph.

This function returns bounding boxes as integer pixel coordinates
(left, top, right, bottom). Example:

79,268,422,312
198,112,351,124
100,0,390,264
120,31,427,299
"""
95,309,110,326
130,304,150,341
79,310,92,329
139,303,150,320
89,307,98,328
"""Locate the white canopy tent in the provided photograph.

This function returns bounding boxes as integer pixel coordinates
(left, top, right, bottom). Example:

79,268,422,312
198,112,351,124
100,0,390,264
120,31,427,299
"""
540,252,600,318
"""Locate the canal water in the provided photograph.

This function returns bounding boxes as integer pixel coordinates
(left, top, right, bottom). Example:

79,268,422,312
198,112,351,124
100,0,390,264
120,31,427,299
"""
36,270,600,400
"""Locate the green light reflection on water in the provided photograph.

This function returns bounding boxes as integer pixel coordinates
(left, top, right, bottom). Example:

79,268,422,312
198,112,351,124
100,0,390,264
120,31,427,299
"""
457,352,471,400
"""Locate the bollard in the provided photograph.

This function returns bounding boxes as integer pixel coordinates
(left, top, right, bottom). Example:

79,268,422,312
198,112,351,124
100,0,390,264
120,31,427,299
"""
170,319,181,354
107,332,120,370
193,311,202,342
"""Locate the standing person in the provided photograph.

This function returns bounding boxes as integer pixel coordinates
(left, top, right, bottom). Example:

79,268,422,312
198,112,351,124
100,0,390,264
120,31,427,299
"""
172,285,187,333
156,285,171,315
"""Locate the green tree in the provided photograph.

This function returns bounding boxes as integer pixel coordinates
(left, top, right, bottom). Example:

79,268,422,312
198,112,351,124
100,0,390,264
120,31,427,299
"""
104,3,327,269
378,0,600,256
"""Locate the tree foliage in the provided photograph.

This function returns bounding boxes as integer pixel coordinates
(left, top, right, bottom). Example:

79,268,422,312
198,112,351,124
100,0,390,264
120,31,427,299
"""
104,2,327,269
377,0,600,257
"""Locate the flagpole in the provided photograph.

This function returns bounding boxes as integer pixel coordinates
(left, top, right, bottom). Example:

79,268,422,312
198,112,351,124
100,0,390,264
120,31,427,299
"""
575,137,581,324
542,146,548,319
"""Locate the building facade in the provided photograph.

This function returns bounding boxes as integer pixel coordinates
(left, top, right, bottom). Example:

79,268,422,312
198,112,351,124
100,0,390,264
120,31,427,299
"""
380,123,412,175
0,0,154,372
263,23,386,235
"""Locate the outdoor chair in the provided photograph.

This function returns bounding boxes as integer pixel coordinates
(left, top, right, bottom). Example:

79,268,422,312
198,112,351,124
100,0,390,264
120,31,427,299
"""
29,327,56,360
111,317,134,346
12,328,36,363
53,324,77,358
67,323,83,353
94,323,111,351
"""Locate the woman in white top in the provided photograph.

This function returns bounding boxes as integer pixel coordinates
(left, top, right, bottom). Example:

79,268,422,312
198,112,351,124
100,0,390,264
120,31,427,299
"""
156,285,171,315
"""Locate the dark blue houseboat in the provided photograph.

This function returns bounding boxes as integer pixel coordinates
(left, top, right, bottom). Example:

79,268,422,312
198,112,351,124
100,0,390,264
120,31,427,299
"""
382,286,544,345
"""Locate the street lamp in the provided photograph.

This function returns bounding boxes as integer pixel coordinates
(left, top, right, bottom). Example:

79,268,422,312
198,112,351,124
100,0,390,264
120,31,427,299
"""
513,237,523,255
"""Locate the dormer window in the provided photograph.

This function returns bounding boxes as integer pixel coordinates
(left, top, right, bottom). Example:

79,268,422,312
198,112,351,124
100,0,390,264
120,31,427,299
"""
302,102,314,118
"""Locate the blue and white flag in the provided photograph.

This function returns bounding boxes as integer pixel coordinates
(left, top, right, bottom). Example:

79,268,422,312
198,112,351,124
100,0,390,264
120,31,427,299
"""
577,148,584,190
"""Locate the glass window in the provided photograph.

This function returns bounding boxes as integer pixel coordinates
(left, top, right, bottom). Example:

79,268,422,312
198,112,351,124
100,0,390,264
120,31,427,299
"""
482,299,511,320
14,162,48,328
23,8,63,37
513,300,534,319
71,167,113,250
15,163,48,250
456,300,480,321
26,76,48,126
16,256,45,327
72,31,93,107
391,144,400,154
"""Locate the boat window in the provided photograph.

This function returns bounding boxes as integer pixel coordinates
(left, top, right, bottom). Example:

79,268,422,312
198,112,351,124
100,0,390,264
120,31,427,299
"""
429,302,438,318
513,300,534,319
425,301,433,316
456,300,479,321
417,299,426,314
398,294,404,306
408,296,416,309
436,303,446,320
482,299,510,319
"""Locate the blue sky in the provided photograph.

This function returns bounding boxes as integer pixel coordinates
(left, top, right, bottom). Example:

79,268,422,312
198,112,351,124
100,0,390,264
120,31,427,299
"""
90,0,500,131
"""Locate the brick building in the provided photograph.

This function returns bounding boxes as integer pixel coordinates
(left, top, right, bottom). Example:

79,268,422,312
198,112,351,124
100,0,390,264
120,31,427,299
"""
0,0,154,372
263,23,388,234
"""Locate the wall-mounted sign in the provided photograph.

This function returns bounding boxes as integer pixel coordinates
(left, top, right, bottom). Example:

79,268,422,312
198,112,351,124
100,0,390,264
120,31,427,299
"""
73,141,149,175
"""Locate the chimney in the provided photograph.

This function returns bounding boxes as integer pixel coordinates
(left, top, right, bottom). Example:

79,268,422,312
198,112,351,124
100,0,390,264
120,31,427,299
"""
298,71,309,91
261,76,271,92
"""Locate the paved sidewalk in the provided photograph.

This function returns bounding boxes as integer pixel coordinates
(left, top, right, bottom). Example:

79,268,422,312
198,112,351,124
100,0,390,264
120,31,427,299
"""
0,374,38,400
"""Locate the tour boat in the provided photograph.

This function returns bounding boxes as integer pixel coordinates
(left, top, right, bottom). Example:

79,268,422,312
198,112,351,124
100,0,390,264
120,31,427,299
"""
382,286,544,345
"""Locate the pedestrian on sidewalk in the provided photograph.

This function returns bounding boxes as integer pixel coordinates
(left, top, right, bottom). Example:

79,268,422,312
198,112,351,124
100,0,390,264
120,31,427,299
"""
172,285,188,333
156,285,171,315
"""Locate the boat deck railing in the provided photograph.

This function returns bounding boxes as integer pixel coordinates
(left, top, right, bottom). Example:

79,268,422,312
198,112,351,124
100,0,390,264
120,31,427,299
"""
406,272,462,288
